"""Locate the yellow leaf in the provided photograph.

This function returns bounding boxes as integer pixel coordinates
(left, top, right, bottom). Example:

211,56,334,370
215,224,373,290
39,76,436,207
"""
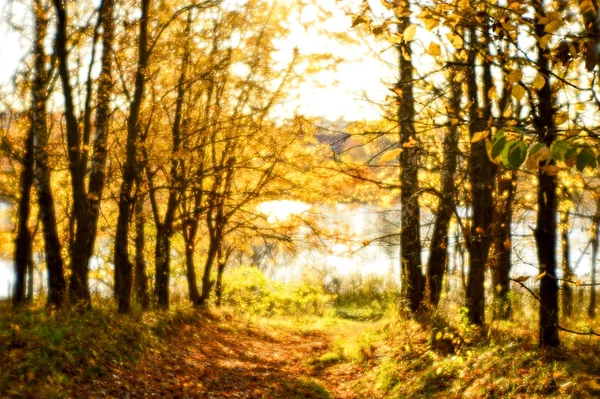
428,42,441,56
471,130,489,143
435,331,442,340
511,84,525,101
555,112,568,125
404,24,417,41
446,32,463,48
532,74,546,90
544,20,562,33
542,164,561,176
422,18,438,31
507,69,522,84
576,279,581,287
475,226,485,234
581,0,595,14
379,148,402,163
536,271,547,281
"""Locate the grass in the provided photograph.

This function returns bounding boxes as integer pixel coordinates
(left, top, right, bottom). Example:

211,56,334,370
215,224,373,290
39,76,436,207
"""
0,301,210,398
3,296,600,399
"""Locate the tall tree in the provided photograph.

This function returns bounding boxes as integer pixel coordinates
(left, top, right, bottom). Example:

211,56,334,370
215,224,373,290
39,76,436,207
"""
425,72,460,309
490,170,516,320
51,0,115,308
12,124,34,307
114,0,150,313
31,0,66,308
397,0,424,314
533,1,560,347
466,19,497,325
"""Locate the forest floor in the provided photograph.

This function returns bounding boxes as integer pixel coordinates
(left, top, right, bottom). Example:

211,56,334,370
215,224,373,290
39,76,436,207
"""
3,302,600,398
71,312,372,399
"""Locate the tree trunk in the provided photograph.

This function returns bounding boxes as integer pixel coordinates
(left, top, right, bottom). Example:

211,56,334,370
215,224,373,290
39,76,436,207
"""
589,198,600,318
134,193,149,310
466,25,497,325
397,4,424,314
51,0,115,309
31,1,66,309
199,239,219,306
425,73,460,309
561,209,573,320
154,228,171,310
490,171,515,320
534,3,560,347
114,0,150,313
215,259,226,308
185,243,202,306
13,126,34,307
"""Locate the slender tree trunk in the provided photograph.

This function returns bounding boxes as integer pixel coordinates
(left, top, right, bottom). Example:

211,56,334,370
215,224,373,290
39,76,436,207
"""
26,251,34,304
534,3,560,347
154,228,171,309
561,209,574,320
184,242,202,306
397,3,424,314
13,126,34,307
215,260,226,307
425,74,460,309
134,193,149,310
31,1,66,308
466,25,497,325
589,198,600,318
199,238,219,306
490,171,516,320
114,0,150,313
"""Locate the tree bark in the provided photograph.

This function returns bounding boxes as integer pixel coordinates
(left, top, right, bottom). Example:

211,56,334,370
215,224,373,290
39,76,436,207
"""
32,1,66,309
51,0,115,309
397,3,424,314
561,209,574,320
13,126,34,307
589,198,600,318
466,24,497,325
134,192,149,310
490,171,515,320
425,74,460,309
114,0,150,313
534,3,560,347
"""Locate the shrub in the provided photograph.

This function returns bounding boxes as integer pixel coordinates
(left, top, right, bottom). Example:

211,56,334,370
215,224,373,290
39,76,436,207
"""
221,266,331,316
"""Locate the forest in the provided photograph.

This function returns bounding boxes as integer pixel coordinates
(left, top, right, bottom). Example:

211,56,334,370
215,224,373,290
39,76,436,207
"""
2,0,600,397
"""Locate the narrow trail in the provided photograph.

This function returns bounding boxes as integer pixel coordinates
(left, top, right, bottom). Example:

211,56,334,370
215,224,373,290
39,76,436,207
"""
75,314,370,399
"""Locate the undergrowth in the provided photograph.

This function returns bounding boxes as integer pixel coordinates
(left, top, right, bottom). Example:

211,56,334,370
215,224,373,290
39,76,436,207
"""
0,301,207,398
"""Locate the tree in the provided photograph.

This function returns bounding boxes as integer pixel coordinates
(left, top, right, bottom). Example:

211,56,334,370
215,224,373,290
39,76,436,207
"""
425,71,460,309
396,0,424,315
465,18,497,325
31,0,66,308
533,1,560,347
114,0,150,313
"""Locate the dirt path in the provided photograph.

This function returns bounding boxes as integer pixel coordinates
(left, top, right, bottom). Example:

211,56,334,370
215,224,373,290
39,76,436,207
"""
75,315,369,399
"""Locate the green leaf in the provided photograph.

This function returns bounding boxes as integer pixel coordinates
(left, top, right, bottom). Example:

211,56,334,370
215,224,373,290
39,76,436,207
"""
549,140,571,161
491,136,506,159
576,148,598,172
529,142,546,156
502,140,527,169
